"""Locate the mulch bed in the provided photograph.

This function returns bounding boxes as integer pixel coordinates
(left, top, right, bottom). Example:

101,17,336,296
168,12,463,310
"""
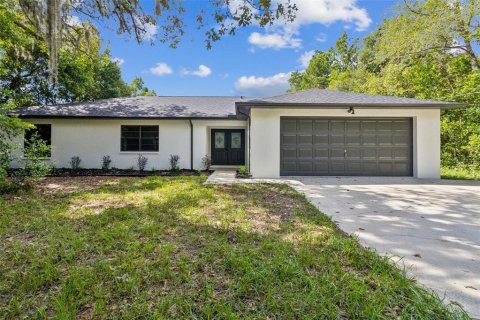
9,168,213,178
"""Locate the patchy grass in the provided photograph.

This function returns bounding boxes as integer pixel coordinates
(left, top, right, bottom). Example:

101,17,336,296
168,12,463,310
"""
442,166,480,180
0,176,468,319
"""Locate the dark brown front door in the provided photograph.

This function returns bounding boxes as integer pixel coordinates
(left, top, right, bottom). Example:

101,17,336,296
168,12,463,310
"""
211,129,245,165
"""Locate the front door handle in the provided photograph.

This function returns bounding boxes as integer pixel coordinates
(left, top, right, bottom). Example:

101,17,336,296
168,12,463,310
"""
344,149,347,159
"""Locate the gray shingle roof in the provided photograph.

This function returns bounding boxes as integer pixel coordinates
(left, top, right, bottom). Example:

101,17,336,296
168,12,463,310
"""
241,89,462,107
11,89,463,119
12,96,246,119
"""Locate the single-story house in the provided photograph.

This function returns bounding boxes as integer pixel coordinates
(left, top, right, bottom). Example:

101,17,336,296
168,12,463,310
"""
11,89,462,179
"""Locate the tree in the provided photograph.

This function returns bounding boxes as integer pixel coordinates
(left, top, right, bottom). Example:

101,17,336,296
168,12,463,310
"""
17,0,298,79
129,77,156,97
374,0,479,69
289,32,359,91
1,2,153,105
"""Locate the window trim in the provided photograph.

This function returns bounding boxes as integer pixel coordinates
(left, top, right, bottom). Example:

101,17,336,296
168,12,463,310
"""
120,125,159,152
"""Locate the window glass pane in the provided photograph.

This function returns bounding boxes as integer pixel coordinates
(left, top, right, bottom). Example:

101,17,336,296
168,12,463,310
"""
140,126,158,151
215,132,225,149
121,126,159,152
231,132,242,149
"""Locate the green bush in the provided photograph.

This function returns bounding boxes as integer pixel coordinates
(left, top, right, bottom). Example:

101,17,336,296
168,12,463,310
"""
238,165,248,175
20,132,52,183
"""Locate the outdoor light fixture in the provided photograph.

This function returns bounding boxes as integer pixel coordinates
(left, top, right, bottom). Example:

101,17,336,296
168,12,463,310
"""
347,106,355,114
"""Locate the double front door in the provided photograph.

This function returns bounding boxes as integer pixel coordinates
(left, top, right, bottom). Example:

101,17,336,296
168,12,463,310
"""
211,129,245,165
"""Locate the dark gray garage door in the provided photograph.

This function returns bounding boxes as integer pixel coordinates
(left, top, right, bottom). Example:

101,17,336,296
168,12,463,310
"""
280,118,413,176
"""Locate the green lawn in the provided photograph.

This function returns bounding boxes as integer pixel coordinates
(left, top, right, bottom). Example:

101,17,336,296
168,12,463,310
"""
441,166,480,180
0,176,468,319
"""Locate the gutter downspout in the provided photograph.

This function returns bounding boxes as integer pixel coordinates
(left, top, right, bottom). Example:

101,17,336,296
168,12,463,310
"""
188,119,193,170
237,108,251,171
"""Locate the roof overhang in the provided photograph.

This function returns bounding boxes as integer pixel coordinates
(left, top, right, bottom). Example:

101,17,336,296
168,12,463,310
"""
235,102,466,115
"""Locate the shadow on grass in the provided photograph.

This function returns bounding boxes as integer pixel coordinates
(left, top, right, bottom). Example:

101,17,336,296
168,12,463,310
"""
0,177,469,319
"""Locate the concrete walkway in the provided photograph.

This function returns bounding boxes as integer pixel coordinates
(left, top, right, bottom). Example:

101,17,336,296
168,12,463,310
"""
207,171,480,317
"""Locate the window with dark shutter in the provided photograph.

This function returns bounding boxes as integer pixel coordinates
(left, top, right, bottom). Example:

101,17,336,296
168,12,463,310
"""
24,124,52,157
121,126,159,152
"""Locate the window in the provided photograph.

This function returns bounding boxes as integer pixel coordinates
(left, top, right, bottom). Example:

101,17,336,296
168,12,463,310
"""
231,132,242,149
214,132,225,149
121,126,159,152
24,124,52,157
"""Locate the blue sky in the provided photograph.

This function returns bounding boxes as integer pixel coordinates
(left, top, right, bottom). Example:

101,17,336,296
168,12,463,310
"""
95,0,398,97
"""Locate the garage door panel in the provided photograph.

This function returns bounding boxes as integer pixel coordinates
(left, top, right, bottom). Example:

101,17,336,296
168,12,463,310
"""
361,121,377,132
392,162,409,175
378,149,393,160
346,121,361,132
314,120,329,131
281,162,297,173
314,148,329,159
330,120,345,132
282,134,297,145
298,134,313,145
378,121,393,131
393,134,410,145
314,161,328,172
329,161,345,174
314,135,329,144
377,134,393,145
280,118,412,176
346,161,362,173
363,162,378,175
393,148,409,160
346,135,361,145
362,134,377,145
281,119,297,132
330,135,345,145
298,148,313,159
298,120,313,132
297,162,313,173
362,148,377,159
330,148,345,159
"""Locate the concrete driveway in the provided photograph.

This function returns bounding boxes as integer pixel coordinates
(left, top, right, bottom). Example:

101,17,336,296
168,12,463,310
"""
289,177,480,318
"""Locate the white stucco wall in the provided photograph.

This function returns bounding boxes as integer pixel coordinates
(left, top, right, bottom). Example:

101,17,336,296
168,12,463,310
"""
249,108,441,179
13,119,247,170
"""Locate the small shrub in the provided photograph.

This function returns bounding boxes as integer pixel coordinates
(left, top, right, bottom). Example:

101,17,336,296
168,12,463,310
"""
70,156,82,170
201,155,212,171
101,155,112,171
169,154,180,171
238,165,248,176
22,132,52,181
137,154,148,171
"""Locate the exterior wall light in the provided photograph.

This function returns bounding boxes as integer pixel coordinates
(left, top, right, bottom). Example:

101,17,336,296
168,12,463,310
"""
348,106,355,114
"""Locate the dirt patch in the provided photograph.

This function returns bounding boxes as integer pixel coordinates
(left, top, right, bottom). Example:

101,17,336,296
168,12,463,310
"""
37,176,125,195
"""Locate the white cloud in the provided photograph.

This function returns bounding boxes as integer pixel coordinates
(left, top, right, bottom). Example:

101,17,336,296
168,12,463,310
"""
243,0,370,49
112,57,125,66
149,63,173,76
278,0,372,31
248,31,302,49
192,65,212,77
181,65,212,77
298,50,316,69
235,72,291,97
